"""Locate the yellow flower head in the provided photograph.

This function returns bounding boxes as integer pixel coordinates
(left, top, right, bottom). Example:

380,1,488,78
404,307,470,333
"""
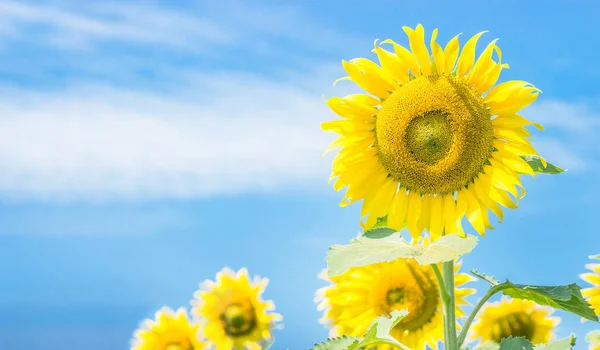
581,255,600,316
586,330,600,350
131,307,205,350
315,259,475,350
322,24,545,240
191,267,282,350
471,297,559,345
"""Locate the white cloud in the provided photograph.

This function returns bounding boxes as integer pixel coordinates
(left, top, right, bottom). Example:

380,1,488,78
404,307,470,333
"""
523,99,600,172
525,100,600,134
0,1,230,49
0,72,339,200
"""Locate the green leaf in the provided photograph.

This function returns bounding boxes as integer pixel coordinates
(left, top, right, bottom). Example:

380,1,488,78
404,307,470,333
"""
326,234,421,276
309,336,360,350
363,216,396,239
499,336,534,350
476,341,500,350
503,282,598,321
327,233,478,276
475,336,576,350
535,335,576,350
413,234,478,265
348,310,411,350
471,269,500,286
523,156,564,174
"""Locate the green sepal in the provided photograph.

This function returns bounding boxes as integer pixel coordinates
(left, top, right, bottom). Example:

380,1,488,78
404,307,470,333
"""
523,156,564,174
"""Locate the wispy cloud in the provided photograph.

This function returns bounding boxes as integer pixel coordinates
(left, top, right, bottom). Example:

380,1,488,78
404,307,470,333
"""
524,99,600,172
0,70,338,200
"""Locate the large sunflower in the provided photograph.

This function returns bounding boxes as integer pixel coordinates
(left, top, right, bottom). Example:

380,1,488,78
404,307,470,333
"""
131,307,205,350
315,259,475,349
580,255,600,316
191,267,282,350
322,24,545,240
471,297,559,345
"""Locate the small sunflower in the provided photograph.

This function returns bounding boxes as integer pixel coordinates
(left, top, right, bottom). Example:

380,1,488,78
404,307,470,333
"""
323,24,545,240
131,307,205,350
586,330,600,350
315,259,475,349
581,255,600,317
471,297,559,345
191,267,282,350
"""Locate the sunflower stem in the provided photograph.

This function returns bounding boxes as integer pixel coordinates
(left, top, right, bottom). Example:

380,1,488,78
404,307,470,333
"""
456,283,509,347
431,264,449,303
442,260,458,350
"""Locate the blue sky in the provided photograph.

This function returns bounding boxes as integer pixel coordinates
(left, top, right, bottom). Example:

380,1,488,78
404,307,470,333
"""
0,1,599,349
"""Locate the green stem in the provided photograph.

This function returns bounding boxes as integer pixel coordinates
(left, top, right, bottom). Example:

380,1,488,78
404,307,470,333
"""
442,260,458,350
431,264,449,303
456,283,509,347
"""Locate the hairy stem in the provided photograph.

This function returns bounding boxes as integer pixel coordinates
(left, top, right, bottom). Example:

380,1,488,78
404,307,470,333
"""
442,260,458,350
456,283,509,347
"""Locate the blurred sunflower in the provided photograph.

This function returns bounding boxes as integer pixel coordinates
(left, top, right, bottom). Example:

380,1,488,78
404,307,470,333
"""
586,330,600,350
581,255,600,316
131,307,205,350
322,24,545,240
315,259,475,349
191,268,282,350
471,297,559,345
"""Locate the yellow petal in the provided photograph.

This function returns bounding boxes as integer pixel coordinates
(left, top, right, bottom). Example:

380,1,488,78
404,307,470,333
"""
484,80,541,115
382,39,421,77
430,28,446,75
403,24,432,76
456,31,487,78
429,195,444,241
443,33,461,74
417,194,432,234
476,60,506,94
492,114,544,131
460,188,487,235
388,190,409,230
466,39,498,87
342,59,396,98
321,119,372,134
443,194,458,235
372,41,410,84
473,174,504,222
406,191,422,238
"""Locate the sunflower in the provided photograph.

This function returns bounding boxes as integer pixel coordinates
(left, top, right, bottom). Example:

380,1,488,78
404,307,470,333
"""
322,24,545,240
586,330,600,350
131,307,205,350
315,259,475,349
471,297,559,345
191,267,282,350
581,255,600,316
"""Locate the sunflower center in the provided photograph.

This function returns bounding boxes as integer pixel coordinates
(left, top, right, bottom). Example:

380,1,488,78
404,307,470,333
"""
375,75,494,194
220,303,257,337
386,288,406,306
378,265,440,332
490,312,535,343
